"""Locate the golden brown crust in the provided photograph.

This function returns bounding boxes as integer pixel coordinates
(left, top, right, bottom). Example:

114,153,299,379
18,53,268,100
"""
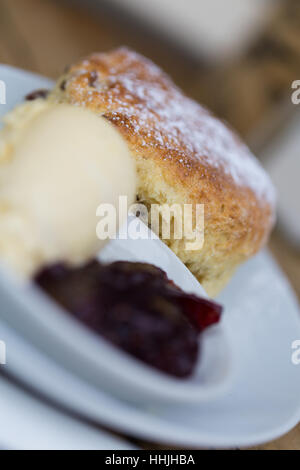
50,47,276,296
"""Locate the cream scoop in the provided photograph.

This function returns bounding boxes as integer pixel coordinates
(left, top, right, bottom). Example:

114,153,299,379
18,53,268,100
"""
0,101,136,277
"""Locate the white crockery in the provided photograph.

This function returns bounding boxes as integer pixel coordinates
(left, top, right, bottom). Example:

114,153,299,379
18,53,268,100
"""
1,252,300,449
0,66,300,448
0,368,136,450
0,233,233,405
0,65,233,405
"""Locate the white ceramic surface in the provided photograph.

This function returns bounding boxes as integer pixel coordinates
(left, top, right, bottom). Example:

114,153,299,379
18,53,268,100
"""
0,232,232,405
1,251,300,448
0,65,233,405
0,370,136,450
0,65,300,448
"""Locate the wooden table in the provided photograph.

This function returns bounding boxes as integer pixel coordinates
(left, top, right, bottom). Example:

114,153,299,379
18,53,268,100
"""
0,0,299,450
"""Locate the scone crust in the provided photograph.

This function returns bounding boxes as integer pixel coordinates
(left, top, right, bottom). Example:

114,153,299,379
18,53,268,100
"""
50,48,276,296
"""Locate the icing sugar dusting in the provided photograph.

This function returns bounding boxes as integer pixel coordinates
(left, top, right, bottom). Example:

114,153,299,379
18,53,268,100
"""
65,48,275,204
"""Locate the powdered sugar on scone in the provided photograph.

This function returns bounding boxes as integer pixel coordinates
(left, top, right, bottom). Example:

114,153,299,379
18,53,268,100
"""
52,48,275,205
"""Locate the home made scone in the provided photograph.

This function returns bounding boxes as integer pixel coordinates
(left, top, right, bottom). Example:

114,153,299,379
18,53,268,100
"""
48,47,276,297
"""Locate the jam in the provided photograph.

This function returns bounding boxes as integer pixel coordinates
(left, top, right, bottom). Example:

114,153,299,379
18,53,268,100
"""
35,261,222,378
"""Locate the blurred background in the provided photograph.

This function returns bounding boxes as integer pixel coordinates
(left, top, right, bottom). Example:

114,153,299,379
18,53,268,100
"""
0,0,299,449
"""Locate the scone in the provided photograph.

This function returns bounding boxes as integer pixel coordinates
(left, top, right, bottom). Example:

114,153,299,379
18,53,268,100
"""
49,47,275,297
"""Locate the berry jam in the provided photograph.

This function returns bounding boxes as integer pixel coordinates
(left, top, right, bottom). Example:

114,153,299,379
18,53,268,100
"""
35,261,222,378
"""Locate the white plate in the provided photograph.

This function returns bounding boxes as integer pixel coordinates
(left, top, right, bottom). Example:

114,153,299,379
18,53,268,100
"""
1,251,300,448
0,65,233,405
0,65,300,448
0,229,233,405
0,373,136,450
